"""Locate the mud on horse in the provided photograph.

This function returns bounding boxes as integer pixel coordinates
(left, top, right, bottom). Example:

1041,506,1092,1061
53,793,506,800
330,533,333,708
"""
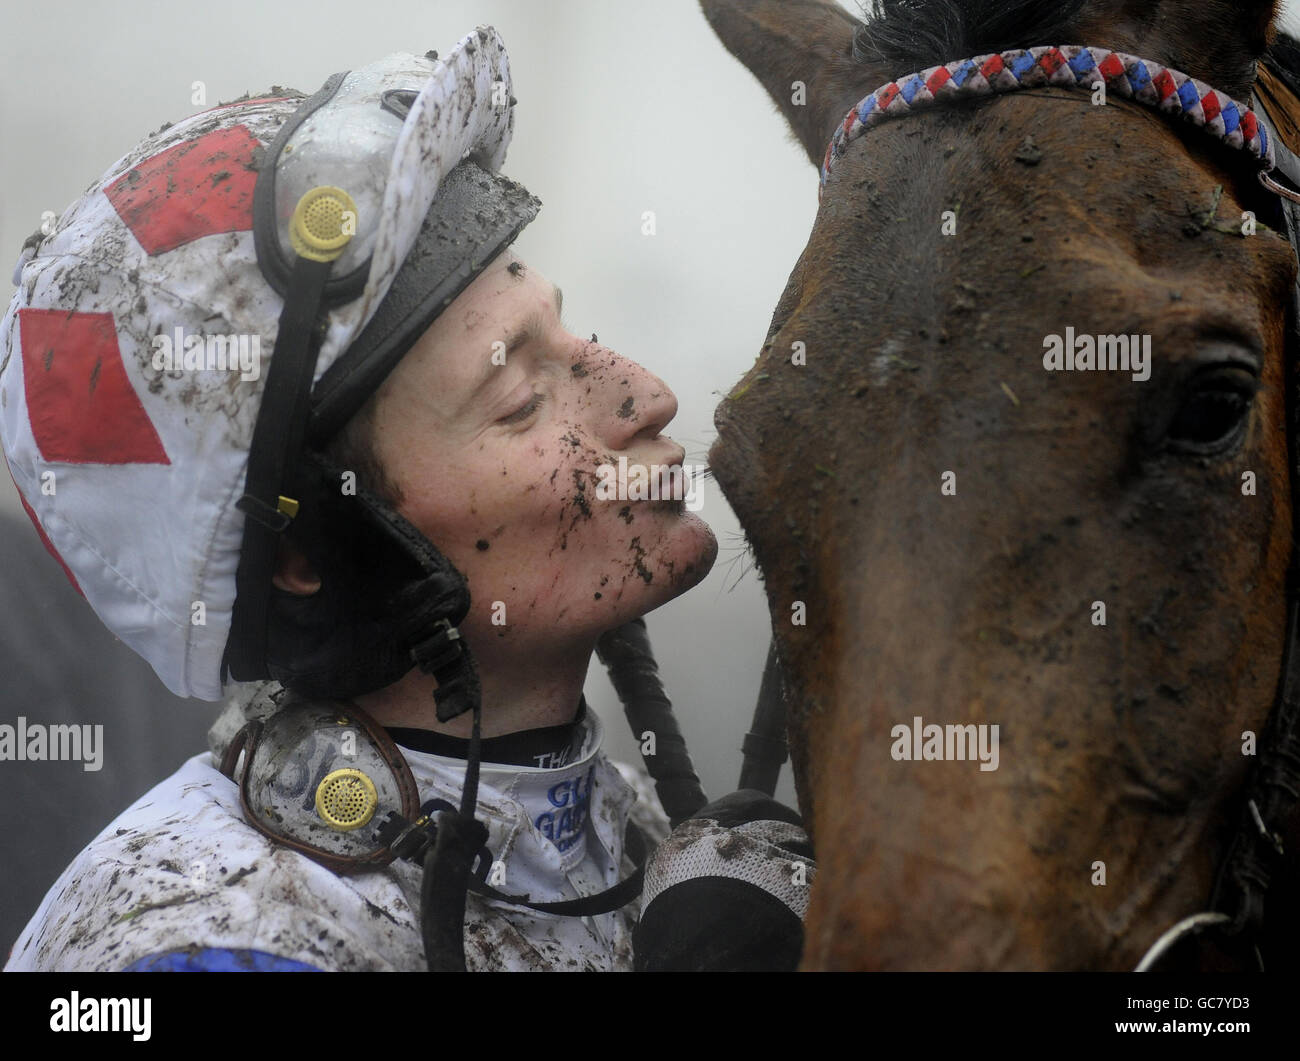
704,0,1300,969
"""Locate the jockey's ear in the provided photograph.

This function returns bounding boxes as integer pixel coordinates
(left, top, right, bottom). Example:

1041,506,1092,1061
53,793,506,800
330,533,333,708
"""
1072,0,1281,99
700,0,883,169
272,538,322,596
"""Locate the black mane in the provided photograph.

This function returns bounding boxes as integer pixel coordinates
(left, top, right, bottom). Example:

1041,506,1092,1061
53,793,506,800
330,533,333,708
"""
854,1,1300,92
852,0,1089,75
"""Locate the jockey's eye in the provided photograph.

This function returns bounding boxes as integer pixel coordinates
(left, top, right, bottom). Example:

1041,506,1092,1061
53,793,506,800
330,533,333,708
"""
1165,366,1257,455
500,391,544,425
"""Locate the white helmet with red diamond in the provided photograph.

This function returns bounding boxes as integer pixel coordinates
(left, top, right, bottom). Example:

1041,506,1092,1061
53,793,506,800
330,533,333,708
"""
0,26,539,704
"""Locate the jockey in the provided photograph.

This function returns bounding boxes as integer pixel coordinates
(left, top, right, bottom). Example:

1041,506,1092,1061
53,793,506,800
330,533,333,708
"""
2,26,812,972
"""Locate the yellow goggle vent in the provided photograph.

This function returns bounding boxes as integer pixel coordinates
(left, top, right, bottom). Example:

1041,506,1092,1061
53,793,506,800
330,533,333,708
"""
289,186,357,263
315,768,378,831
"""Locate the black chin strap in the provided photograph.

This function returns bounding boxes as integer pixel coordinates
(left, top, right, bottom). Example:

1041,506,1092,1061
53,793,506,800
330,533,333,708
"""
408,687,649,969
226,255,333,682
401,618,699,971
419,698,489,972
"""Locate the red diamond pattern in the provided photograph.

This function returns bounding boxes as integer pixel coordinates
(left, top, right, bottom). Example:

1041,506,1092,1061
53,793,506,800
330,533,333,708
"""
19,308,169,465
104,124,259,256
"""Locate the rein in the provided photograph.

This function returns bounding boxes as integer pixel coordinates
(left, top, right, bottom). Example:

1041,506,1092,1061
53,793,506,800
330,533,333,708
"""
815,43,1300,972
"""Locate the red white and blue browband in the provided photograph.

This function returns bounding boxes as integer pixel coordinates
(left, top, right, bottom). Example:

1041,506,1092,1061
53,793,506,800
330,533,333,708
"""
821,44,1297,202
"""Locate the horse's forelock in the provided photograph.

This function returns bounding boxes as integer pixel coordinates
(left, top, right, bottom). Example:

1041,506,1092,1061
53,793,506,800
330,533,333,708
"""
852,0,1283,101
852,0,1092,77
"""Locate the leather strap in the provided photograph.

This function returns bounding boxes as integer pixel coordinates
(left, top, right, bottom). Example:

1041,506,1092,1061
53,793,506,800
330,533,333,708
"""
233,696,422,874
1208,92,1300,947
1257,63,1300,173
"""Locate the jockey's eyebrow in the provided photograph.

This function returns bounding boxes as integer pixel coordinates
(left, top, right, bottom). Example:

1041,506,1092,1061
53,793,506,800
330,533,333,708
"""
463,282,565,413
505,262,563,320
504,283,563,353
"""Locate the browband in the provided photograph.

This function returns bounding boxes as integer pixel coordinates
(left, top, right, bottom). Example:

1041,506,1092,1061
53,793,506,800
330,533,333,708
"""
820,45,1300,204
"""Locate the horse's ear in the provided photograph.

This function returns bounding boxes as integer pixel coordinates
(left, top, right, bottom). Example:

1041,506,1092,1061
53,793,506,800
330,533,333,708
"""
1076,0,1282,97
700,0,880,168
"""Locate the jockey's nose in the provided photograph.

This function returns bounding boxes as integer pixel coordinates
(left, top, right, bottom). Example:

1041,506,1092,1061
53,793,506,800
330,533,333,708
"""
586,346,679,448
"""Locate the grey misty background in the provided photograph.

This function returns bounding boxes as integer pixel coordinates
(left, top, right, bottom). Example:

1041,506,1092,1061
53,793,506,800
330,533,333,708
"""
2,0,1298,949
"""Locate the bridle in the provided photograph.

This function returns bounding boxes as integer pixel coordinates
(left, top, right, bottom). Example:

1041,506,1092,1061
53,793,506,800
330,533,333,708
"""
820,44,1300,204
810,43,1300,971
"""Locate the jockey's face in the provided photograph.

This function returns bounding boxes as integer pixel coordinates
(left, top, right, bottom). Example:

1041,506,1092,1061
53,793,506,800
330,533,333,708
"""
362,248,717,664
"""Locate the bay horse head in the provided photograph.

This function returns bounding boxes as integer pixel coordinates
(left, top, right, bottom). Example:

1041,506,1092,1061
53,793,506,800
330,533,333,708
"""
703,0,1300,969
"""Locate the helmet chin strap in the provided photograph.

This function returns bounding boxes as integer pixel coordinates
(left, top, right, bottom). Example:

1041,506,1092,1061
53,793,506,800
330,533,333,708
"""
419,694,488,972
228,182,352,685
413,618,707,970
413,670,649,970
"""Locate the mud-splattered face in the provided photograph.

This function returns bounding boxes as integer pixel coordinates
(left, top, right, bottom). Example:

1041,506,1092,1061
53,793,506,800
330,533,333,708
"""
367,249,717,664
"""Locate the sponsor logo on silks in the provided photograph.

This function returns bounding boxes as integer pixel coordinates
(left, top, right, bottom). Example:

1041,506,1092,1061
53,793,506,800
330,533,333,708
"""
535,768,594,854
531,745,574,770
49,992,150,1041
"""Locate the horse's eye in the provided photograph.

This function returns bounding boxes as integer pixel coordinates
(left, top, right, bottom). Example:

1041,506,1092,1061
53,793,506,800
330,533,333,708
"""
1165,368,1257,454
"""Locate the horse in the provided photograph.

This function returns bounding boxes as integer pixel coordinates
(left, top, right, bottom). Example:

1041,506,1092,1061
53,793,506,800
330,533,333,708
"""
702,0,1300,969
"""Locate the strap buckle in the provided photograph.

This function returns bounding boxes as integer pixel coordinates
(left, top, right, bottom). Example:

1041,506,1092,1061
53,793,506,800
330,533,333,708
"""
236,492,300,533
375,807,441,864
410,617,464,675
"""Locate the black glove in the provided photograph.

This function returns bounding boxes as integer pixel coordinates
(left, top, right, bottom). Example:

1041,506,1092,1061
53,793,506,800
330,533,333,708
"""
633,789,815,971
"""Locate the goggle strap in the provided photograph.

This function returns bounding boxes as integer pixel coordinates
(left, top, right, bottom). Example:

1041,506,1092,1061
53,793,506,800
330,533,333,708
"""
226,253,333,681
